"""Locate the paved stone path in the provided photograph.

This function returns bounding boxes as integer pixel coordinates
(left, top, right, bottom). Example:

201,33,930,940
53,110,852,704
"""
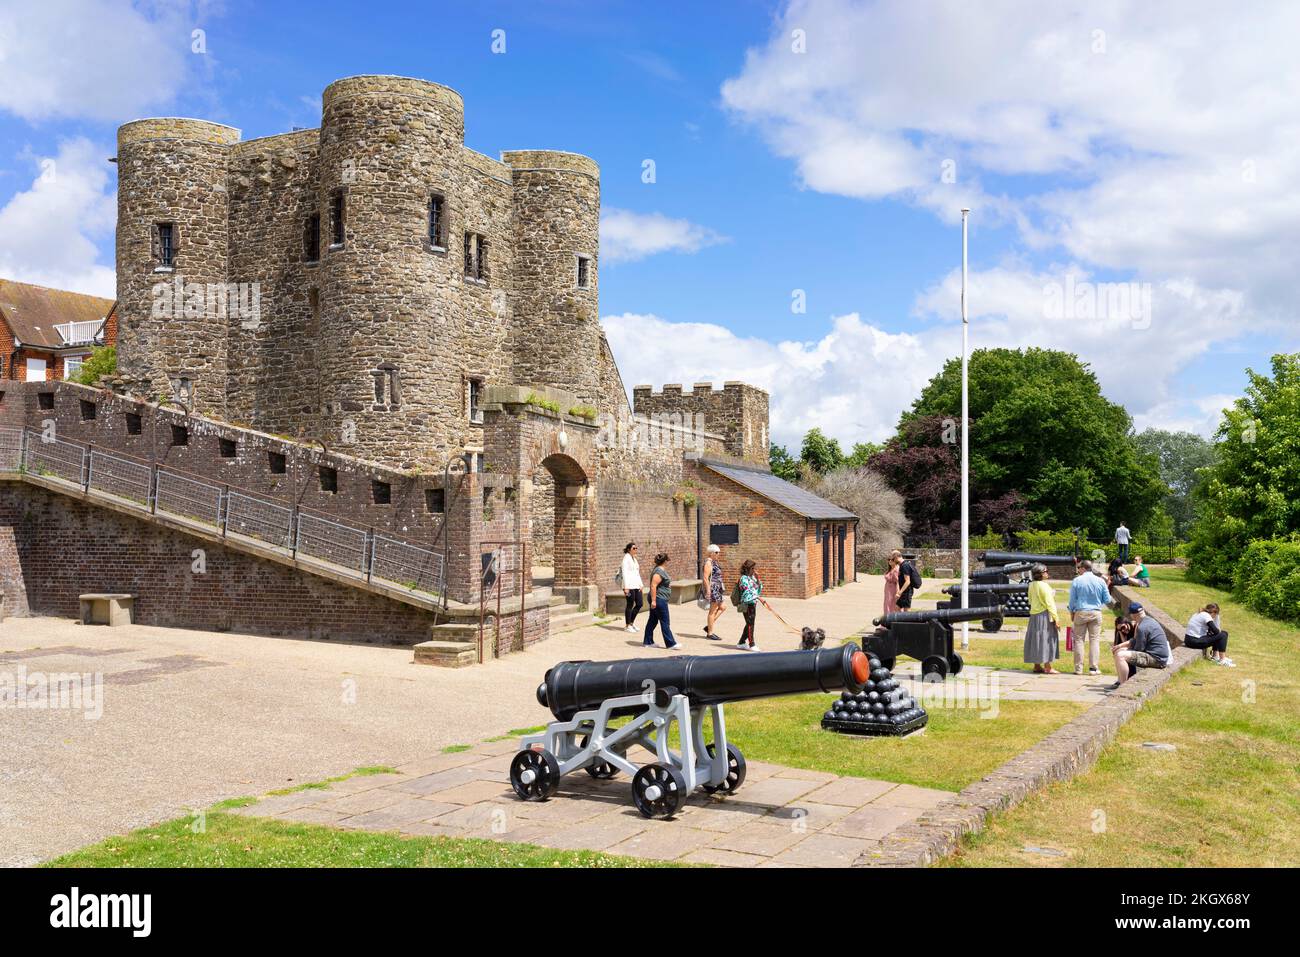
233,738,951,867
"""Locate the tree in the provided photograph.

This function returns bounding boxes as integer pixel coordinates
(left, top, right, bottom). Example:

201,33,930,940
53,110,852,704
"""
799,427,844,476
70,345,116,386
866,414,960,535
845,442,883,468
800,466,909,564
769,443,800,481
1188,353,1300,587
893,347,1164,534
1133,428,1217,536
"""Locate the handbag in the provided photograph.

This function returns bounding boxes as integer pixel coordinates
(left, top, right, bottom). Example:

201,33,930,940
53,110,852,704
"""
696,587,710,610
1065,626,1073,652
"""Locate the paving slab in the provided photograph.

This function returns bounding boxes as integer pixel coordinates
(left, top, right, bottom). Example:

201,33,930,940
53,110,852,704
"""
607,825,717,861
802,776,899,807
770,832,878,867
827,804,925,840
334,798,459,830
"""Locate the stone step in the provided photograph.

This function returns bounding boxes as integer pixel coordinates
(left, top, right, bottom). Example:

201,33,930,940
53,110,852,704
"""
428,621,479,641
549,593,565,607
413,639,477,668
549,604,593,635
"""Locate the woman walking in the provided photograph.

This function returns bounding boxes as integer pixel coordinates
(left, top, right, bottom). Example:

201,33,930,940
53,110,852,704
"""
883,550,902,617
703,544,725,640
1024,564,1061,674
619,543,644,633
736,560,762,651
643,552,678,650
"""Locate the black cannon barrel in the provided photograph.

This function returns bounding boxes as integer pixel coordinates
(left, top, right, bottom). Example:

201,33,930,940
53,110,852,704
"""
873,606,999,627
943,582,1030,596
536,643,870,721
972,561,1034,578
981,550,1075,566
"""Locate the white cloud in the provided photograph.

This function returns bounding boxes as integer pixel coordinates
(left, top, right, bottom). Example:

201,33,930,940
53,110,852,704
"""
0,138,116,297
603,311,939,447
0,0,190,122
599,208,728,263
722,0,1300,324
1133,394,1236,439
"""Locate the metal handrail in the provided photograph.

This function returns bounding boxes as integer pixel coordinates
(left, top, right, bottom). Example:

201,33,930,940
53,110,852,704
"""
0,426,447,597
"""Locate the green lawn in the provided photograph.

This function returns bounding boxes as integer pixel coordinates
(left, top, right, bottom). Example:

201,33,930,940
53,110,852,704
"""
45,808,667,868
724,693,1085,792
943,566,1300,867
957,634,1117,675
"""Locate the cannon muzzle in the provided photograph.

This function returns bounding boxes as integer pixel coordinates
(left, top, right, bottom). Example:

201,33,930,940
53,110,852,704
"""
980,550,1075,566
942,582,1030,596
873,605,998,627
536,643,870,721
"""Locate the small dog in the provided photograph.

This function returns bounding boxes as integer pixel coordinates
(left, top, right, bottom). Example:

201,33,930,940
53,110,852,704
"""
800,627,827,650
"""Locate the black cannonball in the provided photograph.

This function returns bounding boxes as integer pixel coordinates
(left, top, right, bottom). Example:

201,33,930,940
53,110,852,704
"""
840,691,853,703
823,710,836,721
871,701,885,714
855,691,869,703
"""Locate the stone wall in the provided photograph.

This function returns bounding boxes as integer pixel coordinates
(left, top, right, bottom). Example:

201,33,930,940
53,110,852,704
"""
632,382,770,465
0,481,435,644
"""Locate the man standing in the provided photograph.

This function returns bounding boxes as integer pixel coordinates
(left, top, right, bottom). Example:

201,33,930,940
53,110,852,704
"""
896,553,922,609
1067,559,1114,675
1109,602,1170,689
1115,522,1131,562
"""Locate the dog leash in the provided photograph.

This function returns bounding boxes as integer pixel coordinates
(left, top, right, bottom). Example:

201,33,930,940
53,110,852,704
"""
757,597,803,636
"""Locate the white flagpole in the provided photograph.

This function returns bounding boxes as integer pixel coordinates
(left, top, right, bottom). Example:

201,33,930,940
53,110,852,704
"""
960,208,971,652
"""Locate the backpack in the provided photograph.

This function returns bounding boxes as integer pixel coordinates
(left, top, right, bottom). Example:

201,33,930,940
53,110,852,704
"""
614,567,623,587
729,581,743,608
902,561,923,591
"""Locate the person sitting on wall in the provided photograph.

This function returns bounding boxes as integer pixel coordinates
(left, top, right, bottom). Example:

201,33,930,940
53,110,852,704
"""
1107,556,1132,587
1130,555,1151,587
1107,601,1170,690
1184,602,1235,666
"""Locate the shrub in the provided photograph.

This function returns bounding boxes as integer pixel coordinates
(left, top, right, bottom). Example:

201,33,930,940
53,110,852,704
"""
1234,537,1300,622
70,345,116,386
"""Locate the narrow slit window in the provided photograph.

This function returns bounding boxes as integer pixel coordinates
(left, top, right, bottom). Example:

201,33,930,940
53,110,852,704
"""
576,255,590,288
429,194,445,248
468,378,484,424
464,232,487,281
304,212,320,261
330,189,345,246
157,223,176,266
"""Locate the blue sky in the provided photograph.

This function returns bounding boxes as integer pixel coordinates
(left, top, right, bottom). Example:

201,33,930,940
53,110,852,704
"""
2,0,1296,447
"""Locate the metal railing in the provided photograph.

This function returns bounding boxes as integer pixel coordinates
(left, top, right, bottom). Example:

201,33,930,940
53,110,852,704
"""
0,427,446,600
55,319,106,345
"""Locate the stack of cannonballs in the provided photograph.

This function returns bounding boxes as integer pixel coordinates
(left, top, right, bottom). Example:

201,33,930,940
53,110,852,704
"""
821,653,927,736
1002,588,1031,616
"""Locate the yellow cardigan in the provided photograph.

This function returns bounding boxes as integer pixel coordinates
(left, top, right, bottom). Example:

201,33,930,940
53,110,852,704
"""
1028,580,1062,626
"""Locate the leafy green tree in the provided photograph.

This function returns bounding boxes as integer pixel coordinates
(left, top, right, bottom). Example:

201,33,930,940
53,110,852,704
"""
799,427,845,476
845,442,883,468
894,347,1164,534
769,443,800,481
1188,353,1300,587
70,345,116,386
1133,428,1217,536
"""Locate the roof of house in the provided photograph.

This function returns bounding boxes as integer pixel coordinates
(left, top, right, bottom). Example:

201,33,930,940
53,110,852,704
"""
698,458,858,521
0,278,114,349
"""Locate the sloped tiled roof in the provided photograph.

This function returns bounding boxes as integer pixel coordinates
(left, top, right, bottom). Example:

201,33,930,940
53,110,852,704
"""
700,459,858,521
0,278,114,349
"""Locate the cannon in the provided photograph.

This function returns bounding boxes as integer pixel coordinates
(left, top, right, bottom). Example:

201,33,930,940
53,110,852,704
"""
865,606,997,679
939,582,1031,631
971,560,1034,584
981,550,1075,567
511,643,870,819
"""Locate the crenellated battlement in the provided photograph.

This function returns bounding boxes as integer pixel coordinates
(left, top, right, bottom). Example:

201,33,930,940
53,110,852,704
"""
632,381,769,465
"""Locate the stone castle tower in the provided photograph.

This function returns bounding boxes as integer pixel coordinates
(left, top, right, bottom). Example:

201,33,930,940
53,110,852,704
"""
115,75,602,468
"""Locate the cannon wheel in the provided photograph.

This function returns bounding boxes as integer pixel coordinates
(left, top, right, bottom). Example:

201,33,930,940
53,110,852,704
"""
947,652,964,676
878,656,896,672
577,734,618,779
631,763,687,819
701,743,747,795
981,617,1003,633
921,655,949,681
509,748,560,802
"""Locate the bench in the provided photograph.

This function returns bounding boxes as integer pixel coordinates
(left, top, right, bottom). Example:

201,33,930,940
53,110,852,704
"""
79,593,134,627
604,578,705,614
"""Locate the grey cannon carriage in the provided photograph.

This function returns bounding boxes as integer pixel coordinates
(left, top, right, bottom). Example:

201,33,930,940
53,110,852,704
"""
510,643,871,819
864,606,997,679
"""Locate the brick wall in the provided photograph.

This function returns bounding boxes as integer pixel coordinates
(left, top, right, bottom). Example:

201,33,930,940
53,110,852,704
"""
0,481,436,643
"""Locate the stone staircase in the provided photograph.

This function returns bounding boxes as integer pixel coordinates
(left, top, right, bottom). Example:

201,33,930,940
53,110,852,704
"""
412,591,597,668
